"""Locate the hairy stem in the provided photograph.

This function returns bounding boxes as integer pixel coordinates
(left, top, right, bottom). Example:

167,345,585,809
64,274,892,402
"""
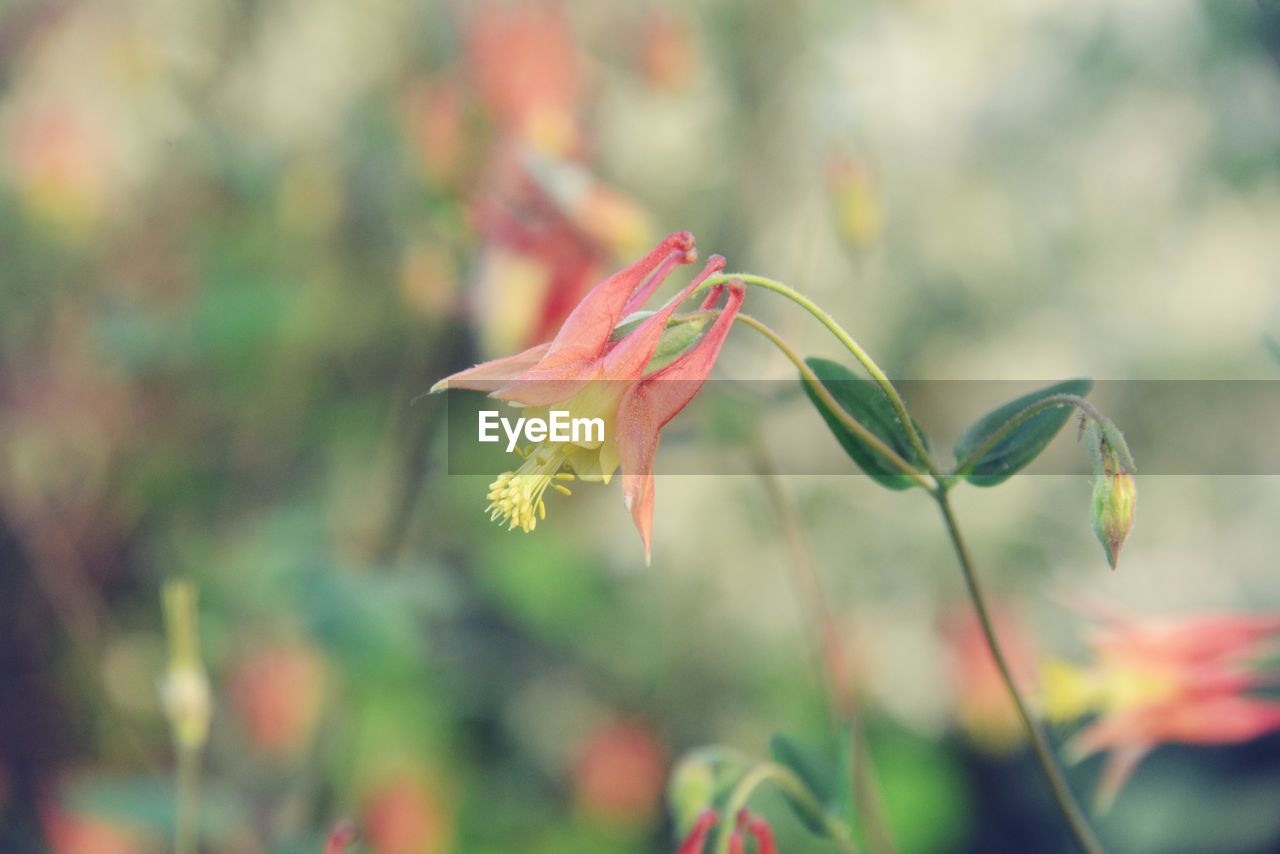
934,491,1103,854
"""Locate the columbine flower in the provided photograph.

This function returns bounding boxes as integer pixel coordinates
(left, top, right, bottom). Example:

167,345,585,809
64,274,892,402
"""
431,232,743,561
1042,604,1280,808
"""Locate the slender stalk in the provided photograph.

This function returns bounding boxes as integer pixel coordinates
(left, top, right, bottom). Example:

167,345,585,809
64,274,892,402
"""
174,744,201,854
753,447,898,854
934,491,1103,854
697,273,940,477
715,763,860,854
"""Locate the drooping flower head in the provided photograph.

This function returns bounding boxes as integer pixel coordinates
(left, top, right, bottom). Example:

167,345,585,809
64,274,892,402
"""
1042,602,1280,808
432,232,743,561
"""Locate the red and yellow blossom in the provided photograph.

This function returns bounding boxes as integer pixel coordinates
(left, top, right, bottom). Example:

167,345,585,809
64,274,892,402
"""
431,232,743,560
1042,604,1280,807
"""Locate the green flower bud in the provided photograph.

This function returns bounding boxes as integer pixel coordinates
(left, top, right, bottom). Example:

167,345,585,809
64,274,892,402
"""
1092,470,1136,569
667,751,718,834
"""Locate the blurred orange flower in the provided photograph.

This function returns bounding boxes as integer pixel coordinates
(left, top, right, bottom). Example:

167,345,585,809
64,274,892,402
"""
1042,604,1280,808
228,640,328,760
462,1,580,156
573,721,667,825
943,603,1038,754
362,770,450,854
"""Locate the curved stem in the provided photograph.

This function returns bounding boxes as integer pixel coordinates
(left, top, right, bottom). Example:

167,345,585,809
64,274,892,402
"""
672,311,932,489
716,763,860,854
934,491,1104,854
950,394,1107,481
698,273,940,477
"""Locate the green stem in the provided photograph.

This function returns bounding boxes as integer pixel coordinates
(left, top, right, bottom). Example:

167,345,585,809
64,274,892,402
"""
174,744,201,854
672,311,931,489
934,490,1104,854
699,273,940,477
950,394,1107,480
716,763,860,854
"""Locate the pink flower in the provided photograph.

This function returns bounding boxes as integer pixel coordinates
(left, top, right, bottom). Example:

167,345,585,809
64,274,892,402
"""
1042,604,1280,807
432,232,743,561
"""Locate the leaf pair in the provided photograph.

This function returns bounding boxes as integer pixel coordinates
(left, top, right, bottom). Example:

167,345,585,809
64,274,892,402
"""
802,358,1092,487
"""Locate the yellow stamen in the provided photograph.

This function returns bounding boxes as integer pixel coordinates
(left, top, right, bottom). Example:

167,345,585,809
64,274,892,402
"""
485,444,573,533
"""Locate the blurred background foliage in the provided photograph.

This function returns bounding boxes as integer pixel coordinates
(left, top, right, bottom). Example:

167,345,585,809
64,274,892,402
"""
2,0,1280,852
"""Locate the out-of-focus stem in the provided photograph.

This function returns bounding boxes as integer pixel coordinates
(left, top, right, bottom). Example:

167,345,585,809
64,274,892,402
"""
934,492,1104,854
175,745,201,854
161,580,210,854
753,447,897,854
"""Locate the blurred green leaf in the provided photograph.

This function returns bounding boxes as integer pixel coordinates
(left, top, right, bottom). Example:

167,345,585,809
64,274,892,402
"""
769,731,845,837
1265,333,1280,366
801,358,928,490
953,378,1093,486
872,727,969,854
63,774,247,841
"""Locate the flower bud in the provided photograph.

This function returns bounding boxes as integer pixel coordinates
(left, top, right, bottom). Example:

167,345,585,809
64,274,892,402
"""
1091,470,1136,570
159,580,210,751
667,752,717,833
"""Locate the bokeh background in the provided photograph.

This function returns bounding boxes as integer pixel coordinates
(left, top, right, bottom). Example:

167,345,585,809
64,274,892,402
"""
3,0,1280,852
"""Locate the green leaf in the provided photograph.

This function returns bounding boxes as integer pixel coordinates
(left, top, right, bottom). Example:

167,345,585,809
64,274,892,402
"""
770,733,834,837
801,358,928,490
953,378,1093,486
770,728,856,838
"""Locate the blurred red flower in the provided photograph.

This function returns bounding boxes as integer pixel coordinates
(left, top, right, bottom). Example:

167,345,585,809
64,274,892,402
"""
573,721,667,825
228,640,328,760
362,770,450,854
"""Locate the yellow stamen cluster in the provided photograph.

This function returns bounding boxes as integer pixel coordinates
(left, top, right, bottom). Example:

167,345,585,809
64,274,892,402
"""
486,444,576,532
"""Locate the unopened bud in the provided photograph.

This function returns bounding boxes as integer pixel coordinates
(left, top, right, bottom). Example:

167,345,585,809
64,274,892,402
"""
160,580,211,751
1091,470,1136,570
667,752,717,833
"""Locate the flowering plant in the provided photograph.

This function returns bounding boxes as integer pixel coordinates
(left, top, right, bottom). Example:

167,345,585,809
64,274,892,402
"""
432,231,1154,852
